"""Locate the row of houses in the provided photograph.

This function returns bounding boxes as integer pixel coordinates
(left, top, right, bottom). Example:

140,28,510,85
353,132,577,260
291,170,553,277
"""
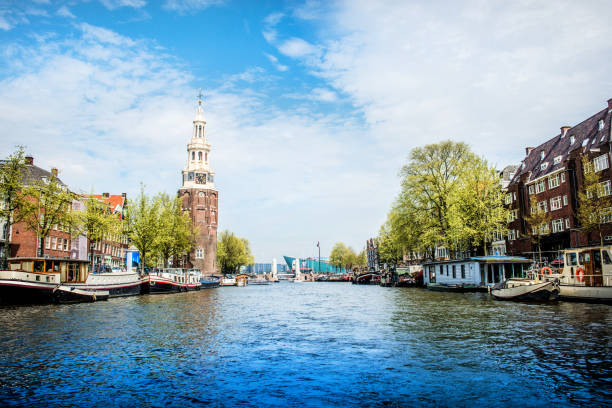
367,98,612,268
0,156,128,269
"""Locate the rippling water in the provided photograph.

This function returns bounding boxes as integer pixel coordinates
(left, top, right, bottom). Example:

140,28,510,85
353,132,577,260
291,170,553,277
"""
0,283,610,407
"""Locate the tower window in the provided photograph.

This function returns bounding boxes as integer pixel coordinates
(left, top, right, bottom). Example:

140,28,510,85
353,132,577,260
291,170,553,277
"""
191,151,195,160
198,151,202,161
205,152,208,162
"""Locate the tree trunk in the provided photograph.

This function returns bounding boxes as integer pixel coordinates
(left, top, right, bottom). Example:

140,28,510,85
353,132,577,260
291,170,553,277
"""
38,236,44,257
483,238,488,256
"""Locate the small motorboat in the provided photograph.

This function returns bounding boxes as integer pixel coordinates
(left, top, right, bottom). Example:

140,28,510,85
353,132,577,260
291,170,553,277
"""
53,285,109,304
491,278,559,301
200,276,220,289
248,277,270,285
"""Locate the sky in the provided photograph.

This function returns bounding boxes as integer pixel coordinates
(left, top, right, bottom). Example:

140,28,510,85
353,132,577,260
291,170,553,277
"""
1,0,611,262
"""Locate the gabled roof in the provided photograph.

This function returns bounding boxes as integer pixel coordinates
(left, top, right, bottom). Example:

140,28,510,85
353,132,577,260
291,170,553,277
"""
82,194,126,215
21,164,67,187
511,101,611,184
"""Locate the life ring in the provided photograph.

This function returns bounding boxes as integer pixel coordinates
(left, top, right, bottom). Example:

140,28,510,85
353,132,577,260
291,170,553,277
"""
575,267,585,282
540,266,553,275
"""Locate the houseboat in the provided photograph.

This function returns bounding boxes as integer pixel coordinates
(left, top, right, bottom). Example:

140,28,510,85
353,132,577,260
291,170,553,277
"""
141,268,202,294
423,256,533,291
543,246,612,303
0,257,121,304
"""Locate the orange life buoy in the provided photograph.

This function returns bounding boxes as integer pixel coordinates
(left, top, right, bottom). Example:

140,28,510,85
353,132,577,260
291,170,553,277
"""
540,266,553,275
575,267,585,282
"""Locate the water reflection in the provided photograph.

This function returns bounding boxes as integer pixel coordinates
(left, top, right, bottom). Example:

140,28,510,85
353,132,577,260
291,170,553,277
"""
0,283,610,407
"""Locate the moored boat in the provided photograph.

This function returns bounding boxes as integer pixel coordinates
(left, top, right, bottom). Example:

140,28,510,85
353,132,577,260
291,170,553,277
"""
220,275,236,286
200,275,220,288
53,285,109,304
491,278,559,301
141,268,201,294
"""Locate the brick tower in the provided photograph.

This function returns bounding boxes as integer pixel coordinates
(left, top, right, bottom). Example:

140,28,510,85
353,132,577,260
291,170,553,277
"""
178,92,218,275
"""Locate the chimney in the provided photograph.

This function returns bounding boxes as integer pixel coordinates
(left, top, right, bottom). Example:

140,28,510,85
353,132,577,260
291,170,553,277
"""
121,193,127,198
525,147,534,156
102,192,110,198
51,168,58,177
608,98,612,110
25,156,33,165
560,126,571,137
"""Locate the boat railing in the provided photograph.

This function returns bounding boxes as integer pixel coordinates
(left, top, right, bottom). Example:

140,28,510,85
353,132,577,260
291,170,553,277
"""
544,274,612,287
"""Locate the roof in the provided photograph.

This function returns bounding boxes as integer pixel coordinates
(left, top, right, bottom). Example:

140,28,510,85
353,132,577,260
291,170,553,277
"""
82,194,125,211
510,101,611,185
424,256,531,265
20,164,67,187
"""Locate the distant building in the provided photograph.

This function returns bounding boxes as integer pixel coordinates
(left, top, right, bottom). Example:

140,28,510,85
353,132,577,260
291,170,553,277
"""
283,256,347,274
366,238,379,271
505,98,612,256
178,95,218,275
243,262,288,275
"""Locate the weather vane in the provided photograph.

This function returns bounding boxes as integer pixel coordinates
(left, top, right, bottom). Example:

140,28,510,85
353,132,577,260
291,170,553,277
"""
197,88,204,105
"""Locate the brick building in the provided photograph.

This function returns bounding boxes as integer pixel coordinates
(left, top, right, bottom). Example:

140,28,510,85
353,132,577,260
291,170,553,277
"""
9,156,73,259
82,193,128,269
178,96,218,275
366,238,379,271
505,98,612,256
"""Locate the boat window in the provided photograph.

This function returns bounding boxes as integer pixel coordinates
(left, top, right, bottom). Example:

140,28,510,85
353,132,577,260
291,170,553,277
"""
9,262,21,271
581,253,591,264
452,265,456,278
566,253,577,266
602,250,612,265
33,261,44,273
461,264,465,279
67,263,79,283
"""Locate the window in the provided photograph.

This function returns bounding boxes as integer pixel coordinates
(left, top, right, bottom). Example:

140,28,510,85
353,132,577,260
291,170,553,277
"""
566,252,577,266
594,154,609,172
191,151,195,160
550,196,562,211
452,265,456,279
570,136,575,145
602,208,612,224
582,139,589,147
461,265,465,279
513,192,517,200
45,236,51,249
528,185,534,195
563,195,568,206
535,180,545,194
554,156,562,165
198,151,202,161
548,175,559,189
505,194,512,205
64,239,68,251
188,172,194,181
541,162,548,171
445,265,449,275
565,218,570,229
508,229,519,240
540,151,545,160
195,248,204,259
552,219,564,233
52,237,56,250
599,180,612,197
205,152,208,162
599,119,605,131
561,173,565,183
537,200,548,213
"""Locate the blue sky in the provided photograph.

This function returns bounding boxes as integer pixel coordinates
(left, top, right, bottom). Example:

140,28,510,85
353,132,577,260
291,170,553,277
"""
1,0,611,262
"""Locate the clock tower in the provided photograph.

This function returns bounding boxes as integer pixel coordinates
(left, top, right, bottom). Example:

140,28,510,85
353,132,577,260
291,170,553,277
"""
178,92,218,275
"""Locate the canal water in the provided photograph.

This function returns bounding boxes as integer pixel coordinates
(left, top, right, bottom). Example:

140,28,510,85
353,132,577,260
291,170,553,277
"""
0,283,610,407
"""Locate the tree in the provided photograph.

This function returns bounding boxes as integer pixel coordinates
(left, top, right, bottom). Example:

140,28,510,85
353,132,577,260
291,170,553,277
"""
356,249,367,269
377,223,403,267
18,173,75,257
126,185,160,273
577,156,612,246
74,194,121,271
398,141,474,256
524,194,551,263
153,194,197,268
329,242,349,271
216,230,252,275
0,146,27,261
448,157,509,255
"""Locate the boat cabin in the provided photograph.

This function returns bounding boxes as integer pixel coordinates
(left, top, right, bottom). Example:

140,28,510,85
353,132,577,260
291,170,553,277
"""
4,257,90,284
423,256,532,287
560,246,612,287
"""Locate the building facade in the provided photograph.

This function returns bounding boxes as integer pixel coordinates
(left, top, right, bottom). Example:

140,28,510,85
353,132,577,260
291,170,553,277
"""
505,98,612,257
178,96,218,275
366,238,379,271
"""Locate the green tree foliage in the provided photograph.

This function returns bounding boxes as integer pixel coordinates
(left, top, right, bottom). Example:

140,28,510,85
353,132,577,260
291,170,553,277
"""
0,146,27,260
381,141,507,260
18,173,75,257
154,194,197,267
74,194,122,269
524,194,551,263
216,230,253,275
329,242,359,272
357,249,367,268
448,158,509,254
126,185,160,272
577,156,612,246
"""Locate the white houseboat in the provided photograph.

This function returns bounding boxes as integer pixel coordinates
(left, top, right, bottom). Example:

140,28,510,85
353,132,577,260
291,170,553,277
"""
0,257,141,304
423,256,533,291
141,268,202,294
543,246,612,303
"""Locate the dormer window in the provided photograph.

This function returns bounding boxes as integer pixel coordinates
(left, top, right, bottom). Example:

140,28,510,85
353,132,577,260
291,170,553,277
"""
553,156,562,165
540,151,545,160
582,138,589,147
570,136,575,145
599,119,605,131
521,163,525,169
541,162,548,170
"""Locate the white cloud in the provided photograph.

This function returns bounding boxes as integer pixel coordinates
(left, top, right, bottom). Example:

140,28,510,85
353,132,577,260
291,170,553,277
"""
163,0,225,13
57,6,76,19
0,14,11,31
265,53,288,72
99,0,146,9
311,87,337,102
277,37,319,58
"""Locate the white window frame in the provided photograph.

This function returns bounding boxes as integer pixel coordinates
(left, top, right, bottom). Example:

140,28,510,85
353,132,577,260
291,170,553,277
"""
599,180,612,197
594,154,609,172
535,180,545,194
550,196,562,211
195,248,204,259
560,173,565,183
548,174,559,189
602,208,612,224
565,218,570,229
45,236,51,249
51,237,56,250
563,195,568,206
537,200,548,213
553,156,562,165
552,219,564,233
528,185,534,195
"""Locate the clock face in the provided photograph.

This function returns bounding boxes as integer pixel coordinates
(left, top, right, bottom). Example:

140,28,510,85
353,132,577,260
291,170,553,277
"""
195,173,206,184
